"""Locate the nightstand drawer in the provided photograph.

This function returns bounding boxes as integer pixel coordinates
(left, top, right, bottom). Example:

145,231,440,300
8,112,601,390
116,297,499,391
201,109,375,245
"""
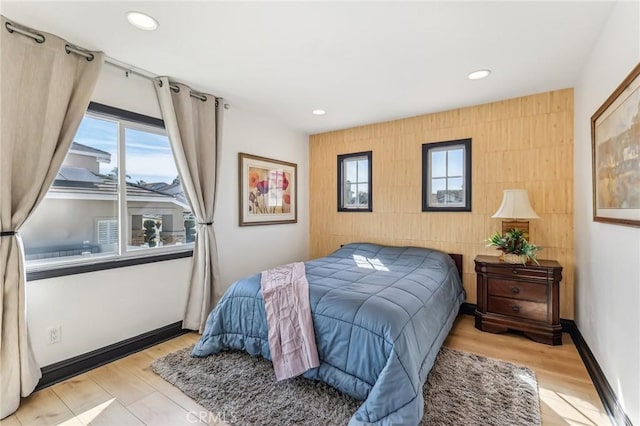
487,296,548,322
485,265,548,280
488,279,547,303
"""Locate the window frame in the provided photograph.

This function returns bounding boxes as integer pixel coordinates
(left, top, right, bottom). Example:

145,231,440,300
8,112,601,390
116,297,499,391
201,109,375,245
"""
421,139,472,212
25,102,193,280
337,151,372,212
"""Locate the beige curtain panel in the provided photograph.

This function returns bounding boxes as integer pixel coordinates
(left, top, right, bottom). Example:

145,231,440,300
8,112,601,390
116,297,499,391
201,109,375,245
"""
0,16,103,419
154,77,223,333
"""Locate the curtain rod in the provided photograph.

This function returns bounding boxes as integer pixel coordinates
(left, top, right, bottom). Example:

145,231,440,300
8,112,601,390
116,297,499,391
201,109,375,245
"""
4,20,229,108
6,21,95,61
103,58,210,103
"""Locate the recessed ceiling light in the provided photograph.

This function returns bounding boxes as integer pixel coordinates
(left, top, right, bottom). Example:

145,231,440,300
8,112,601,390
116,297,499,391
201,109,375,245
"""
312,109,326,116
126,11,159,31
468,69,491,80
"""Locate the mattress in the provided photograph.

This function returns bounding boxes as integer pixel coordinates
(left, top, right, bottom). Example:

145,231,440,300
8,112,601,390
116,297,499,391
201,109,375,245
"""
193,242,465,425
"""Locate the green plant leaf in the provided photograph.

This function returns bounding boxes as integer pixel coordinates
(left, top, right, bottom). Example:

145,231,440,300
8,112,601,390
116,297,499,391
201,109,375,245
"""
486,230,542,263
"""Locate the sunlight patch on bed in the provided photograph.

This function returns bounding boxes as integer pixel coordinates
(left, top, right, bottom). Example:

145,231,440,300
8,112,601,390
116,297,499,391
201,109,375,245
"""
352,255,389,271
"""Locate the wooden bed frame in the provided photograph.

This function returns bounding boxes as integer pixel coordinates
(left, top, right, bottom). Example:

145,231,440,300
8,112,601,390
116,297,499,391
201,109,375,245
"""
448,253,463,280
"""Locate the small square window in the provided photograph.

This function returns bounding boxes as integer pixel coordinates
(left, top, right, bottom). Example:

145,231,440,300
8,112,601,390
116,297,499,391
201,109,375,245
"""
422,139,472,212
337,151,372,212
96,219,118,245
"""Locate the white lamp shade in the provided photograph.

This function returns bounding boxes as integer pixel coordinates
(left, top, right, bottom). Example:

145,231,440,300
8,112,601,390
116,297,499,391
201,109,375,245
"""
492,189,539,219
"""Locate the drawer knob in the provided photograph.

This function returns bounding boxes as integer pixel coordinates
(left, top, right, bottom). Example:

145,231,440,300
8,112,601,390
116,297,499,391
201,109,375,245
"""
511,305,521,313
512,269,519,274
510,286,520,294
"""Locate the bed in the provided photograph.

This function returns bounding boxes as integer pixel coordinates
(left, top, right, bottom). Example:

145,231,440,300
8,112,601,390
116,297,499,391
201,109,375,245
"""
192,243,465,425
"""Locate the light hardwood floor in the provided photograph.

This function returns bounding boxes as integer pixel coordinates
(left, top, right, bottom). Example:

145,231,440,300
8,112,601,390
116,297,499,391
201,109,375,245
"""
1,315,610,426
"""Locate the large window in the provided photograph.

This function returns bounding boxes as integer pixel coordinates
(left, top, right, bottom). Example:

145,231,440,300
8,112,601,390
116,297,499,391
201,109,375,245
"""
422,139,472,212
337,151,372,212
22,103,193,272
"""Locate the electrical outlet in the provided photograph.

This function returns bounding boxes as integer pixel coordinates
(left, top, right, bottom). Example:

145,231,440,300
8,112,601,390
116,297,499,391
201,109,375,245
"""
48,326,61,344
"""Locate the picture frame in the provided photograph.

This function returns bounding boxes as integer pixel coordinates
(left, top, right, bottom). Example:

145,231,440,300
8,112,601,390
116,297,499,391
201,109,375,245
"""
238,153,297,226
421,138,472,212
591,63,640,227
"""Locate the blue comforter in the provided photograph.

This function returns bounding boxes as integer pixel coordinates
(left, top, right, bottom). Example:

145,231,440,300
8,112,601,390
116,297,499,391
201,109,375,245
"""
193,243,465,425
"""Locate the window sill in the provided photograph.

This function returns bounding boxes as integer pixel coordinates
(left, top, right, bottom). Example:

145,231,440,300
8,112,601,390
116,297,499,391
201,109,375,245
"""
338,207,373,212
26,250,193,281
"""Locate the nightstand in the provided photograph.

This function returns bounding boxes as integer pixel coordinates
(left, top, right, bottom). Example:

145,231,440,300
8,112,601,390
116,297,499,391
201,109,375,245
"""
474,255,563,345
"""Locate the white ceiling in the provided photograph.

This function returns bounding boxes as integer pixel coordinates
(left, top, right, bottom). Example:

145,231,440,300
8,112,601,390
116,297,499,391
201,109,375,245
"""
2,1,615,135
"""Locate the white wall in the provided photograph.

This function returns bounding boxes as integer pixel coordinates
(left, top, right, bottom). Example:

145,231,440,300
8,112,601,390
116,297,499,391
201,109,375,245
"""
215,105,309,288
574,2,640,424
27,63,309,366
27,259,192,366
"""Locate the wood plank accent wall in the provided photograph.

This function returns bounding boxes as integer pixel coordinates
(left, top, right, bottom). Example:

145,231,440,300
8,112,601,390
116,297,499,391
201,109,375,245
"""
309,89,575,319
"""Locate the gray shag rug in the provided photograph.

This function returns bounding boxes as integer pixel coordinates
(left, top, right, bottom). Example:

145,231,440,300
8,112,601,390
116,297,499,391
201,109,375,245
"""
151,346,540,426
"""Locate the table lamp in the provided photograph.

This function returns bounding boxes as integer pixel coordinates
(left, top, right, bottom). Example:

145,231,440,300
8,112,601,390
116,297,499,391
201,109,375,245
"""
492,189,539,237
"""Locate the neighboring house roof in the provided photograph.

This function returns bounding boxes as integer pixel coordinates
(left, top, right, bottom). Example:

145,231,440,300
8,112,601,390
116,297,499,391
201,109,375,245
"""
143,181,187,204
56,166,103,183
69,142,111,163
146,182,172,191
52,166,189,210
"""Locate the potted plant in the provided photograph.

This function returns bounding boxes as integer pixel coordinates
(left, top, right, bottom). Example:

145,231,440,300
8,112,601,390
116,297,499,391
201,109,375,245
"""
143,219,159,248
486,228,541,265
184,218,196,243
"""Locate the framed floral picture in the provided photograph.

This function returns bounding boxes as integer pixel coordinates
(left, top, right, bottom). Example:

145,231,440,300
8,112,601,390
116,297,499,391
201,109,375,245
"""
591,63,640,227
238,153,297,226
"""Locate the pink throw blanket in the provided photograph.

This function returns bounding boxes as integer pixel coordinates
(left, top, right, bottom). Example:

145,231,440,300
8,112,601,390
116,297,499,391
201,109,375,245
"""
260,262,320,381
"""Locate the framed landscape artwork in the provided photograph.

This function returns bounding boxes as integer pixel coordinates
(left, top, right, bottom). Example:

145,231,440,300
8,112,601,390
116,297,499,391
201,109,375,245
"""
591,63,640,227
238,153,297,226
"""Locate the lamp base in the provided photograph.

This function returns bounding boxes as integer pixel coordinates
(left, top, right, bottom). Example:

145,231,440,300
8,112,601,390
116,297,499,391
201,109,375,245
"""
501,220,530,238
